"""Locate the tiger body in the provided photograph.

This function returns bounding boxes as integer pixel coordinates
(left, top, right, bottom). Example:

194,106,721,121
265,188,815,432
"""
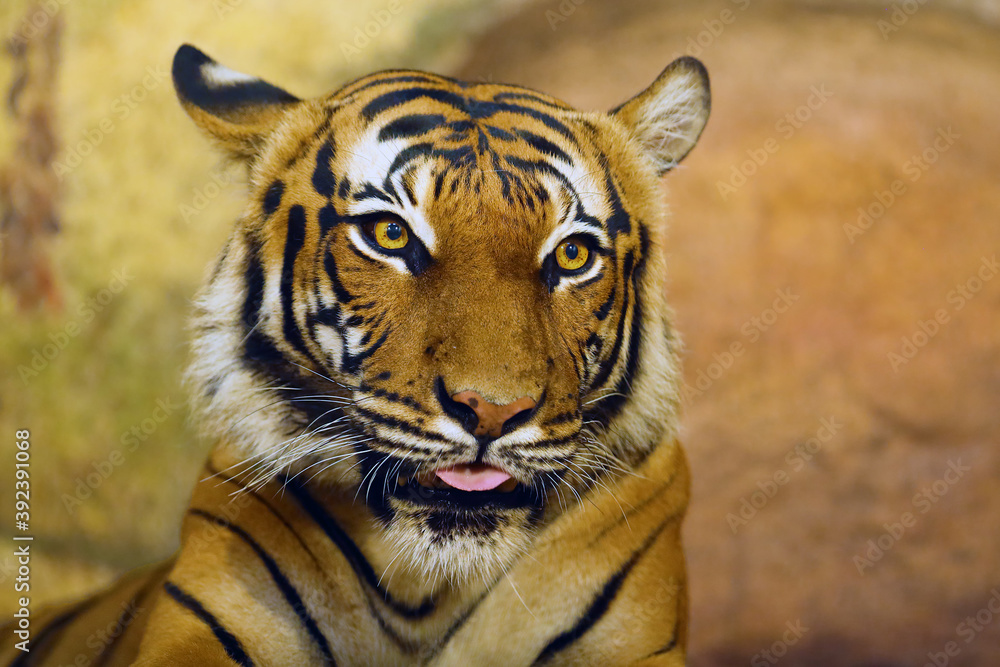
1,44,709,666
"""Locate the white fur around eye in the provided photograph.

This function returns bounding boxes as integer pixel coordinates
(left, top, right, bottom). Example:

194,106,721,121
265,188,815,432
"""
346,226,410,274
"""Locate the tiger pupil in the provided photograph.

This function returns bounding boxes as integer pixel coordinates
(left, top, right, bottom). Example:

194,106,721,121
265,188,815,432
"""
564,243,578,260
386,223,402,241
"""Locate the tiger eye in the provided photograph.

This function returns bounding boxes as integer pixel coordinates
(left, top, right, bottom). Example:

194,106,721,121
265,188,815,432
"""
555,239,589,272
373,220,409,250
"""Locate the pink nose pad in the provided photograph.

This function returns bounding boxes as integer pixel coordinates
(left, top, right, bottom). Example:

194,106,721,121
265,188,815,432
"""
451,391,537,438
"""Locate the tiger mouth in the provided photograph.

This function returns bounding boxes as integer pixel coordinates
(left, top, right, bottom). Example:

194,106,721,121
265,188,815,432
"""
390,467,539,510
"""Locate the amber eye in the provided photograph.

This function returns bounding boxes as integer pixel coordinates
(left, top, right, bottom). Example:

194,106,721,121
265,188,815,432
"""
372,219,409,250
555,238,590,272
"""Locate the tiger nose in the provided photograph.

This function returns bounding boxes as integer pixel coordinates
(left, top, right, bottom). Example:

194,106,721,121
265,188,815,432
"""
451,390,537,439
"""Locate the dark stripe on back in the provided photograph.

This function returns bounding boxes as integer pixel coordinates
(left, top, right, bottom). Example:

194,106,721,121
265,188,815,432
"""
163,581,254,666
533,515,676,664
282,475,436,618
188,509,336,665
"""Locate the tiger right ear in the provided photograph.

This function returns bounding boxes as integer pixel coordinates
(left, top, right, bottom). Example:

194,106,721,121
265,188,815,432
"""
611,56,711,175
171,44,301,160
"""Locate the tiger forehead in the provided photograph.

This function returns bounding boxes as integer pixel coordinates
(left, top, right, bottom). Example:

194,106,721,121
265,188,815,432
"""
263,71,621,236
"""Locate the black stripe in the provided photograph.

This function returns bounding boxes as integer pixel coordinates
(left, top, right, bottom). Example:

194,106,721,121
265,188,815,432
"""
188,509,336,665
281,206,314,362
602,164,632,236
377,113,446,142
361,87,467,121
601,229,650,421
516,129,571,164
262,180,284,216
648,632,678,657
384,143,434,186
317,203,342,238
492,90,572,110
492,101,578,145
282,475,436,619
313,141,337,198
503,155,577,199
9,597,97,667
345,73,440,97
341,326,390,375
241,241,265,330
486,124,515,141
533,516,675,664
593,288,615,321
324,250,355,304
353,182,395,205
163,581,254,666
587,257,630,395
352,405,448,446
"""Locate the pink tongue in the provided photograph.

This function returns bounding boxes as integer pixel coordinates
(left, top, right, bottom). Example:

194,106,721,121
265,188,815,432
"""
436,465,512,492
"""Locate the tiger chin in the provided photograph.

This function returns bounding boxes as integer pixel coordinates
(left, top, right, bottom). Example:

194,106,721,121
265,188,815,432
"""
1,44,709,666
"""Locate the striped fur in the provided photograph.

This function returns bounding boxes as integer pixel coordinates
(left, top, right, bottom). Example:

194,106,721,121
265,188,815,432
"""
1,44,709,665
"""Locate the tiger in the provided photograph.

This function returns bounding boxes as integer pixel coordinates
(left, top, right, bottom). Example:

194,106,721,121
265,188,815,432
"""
1,43,710,666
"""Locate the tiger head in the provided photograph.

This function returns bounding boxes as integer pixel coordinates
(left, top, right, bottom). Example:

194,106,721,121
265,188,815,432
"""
173,45,709,584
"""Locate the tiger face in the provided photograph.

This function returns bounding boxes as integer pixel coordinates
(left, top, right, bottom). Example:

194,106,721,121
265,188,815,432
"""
175,45,709,584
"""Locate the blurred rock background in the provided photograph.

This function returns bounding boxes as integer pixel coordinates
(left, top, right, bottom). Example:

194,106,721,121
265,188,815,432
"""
1,1,998,665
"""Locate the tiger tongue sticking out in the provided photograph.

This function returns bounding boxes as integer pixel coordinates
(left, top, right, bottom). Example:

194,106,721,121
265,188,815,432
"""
436,464,512,492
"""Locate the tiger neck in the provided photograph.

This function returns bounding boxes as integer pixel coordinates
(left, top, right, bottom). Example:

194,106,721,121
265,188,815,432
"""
198,443,491,612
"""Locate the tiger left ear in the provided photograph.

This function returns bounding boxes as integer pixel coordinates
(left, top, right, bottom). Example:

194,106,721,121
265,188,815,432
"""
171,44,301,160
611,56,711,175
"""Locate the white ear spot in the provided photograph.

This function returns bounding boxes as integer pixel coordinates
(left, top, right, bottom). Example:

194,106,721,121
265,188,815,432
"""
612,57,711,174
201,62,259,88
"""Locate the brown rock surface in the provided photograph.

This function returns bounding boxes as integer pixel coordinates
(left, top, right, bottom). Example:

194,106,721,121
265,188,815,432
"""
457,1,1000,664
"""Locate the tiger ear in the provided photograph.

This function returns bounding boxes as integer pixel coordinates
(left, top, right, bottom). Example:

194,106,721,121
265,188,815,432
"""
611,56,711,175
171,44,301,160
